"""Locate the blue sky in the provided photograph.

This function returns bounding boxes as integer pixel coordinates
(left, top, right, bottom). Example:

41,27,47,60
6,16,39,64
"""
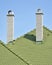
0,0,52,43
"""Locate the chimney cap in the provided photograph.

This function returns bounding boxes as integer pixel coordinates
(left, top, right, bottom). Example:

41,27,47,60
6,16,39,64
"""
37,9,41,12
36,9,43,15
8,10,12,13
8,10,14,15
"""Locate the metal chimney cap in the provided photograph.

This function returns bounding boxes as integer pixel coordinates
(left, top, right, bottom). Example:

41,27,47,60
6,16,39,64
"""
8,10,14,15
36,9,43,15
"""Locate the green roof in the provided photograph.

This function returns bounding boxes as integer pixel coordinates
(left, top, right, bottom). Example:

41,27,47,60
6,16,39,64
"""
0,42,28,65
0,26,52,65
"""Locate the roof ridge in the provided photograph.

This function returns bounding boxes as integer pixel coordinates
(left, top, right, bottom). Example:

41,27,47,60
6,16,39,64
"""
43,26,52,33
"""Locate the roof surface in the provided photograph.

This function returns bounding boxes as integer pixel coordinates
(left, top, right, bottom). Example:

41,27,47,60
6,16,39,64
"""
0,26,52,65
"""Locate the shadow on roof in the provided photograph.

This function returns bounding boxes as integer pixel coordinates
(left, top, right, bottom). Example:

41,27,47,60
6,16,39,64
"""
24,34,36,42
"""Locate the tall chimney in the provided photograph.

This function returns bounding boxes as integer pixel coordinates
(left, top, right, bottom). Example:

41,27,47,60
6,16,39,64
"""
7,10,14,43
36,9,43,42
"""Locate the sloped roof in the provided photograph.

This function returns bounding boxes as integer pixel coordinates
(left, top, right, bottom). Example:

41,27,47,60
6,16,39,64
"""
0,42,28,65
0,26,52,65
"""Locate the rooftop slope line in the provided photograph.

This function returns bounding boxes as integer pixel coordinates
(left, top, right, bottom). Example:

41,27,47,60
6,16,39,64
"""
0,42,29,65
43,26,52,33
